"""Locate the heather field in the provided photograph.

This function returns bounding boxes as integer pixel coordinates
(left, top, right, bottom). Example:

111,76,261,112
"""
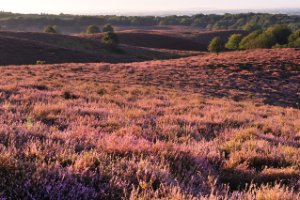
0,48,300,199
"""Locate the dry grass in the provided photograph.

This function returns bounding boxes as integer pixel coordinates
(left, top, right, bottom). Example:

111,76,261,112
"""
0,48,299,199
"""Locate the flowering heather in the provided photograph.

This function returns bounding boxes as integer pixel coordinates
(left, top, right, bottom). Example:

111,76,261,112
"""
0,48,299,199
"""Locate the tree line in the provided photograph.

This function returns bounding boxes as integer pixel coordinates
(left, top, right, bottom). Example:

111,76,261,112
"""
208,25,300,53
44,24,120,51
0,12,300,32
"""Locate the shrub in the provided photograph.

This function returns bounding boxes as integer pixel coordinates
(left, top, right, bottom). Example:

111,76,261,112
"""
86,25,100,34
103,24,114,33
101,32,119,50
225,34,243,50
208,36,224,54
44,25,57,34
36,60,46,65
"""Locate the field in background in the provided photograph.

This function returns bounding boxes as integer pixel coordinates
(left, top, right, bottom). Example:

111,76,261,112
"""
0,30,201,65
0,27,248,65
0,48,300,199
82,29,247,51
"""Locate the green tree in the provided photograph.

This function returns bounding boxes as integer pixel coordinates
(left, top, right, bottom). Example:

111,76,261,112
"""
288,29,300,47
243,22,261,32
103,24,114,33
101,32,119,50
252,32,276,48
44,25,57,34
225,34,242,50
86,25,100,34
208,37,224,54
240,30,262,49
266,24,292,45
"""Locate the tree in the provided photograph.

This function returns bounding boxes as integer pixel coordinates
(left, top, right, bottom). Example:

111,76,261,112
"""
225,34,242,50
265,24,292,45
208,37,224,54
240,25,291,49
240,31,276,49
44,25,57,34
103,24,114,33
101,32,119,50
243,22,261,32
288,29,300,47
240,30,262,49
86,25,100,34
252,32,276,48
288,29,300,42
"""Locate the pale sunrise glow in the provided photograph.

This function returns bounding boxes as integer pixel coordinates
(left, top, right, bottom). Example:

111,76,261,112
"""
2,0,300,14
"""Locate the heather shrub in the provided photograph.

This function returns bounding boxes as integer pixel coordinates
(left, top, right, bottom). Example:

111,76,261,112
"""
0,48,299,199
247,184,299,200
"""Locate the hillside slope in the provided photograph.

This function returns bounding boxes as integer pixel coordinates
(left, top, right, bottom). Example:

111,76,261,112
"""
0,31,195,65
0,48,299,199
83,29,247,51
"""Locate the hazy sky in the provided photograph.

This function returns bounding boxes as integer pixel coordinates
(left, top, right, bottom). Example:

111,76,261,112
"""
2,0,300,14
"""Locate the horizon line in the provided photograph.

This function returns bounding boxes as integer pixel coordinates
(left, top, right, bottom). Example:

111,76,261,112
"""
1,7,300,16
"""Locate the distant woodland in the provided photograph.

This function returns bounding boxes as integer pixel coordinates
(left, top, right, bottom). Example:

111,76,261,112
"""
0,12,299,33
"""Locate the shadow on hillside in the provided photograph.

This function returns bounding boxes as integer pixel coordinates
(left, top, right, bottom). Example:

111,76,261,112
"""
198,62,300,109
125,59,300,109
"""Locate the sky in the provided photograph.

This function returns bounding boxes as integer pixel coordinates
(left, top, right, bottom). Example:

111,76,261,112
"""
2,0,300,14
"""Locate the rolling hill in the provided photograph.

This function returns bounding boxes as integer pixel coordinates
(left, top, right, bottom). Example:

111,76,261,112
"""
0,31,197,65
0,48,299,199
83,29,247,51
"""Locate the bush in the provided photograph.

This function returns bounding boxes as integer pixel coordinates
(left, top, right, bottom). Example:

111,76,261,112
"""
103,24,114,33
208,36,224,54
101,32,119,50
86,25,100,34
225,34,242,50
36,60,46,65
44,25,57,34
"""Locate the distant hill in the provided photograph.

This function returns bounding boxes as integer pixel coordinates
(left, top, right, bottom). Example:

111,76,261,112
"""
0,31,196,65
82,29,247,51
